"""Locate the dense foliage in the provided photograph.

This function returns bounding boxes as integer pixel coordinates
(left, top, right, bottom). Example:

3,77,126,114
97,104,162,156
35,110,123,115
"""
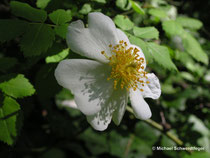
0,0,210,157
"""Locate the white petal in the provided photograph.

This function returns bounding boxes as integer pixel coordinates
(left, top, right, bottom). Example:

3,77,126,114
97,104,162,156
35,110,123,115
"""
87,86,128,131
130,44,146,70
67,12,119,63
129,89,152,120
112,87,128,125
116,29,130,45
60,99,78,109
142,73,161,99
87,109,112,131
55,59,114,115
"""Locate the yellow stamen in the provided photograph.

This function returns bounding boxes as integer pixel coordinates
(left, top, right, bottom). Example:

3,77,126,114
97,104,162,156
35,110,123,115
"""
101,40,149,92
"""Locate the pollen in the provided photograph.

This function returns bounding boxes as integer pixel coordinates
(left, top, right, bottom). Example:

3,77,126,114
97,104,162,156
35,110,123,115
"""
101,40,149,92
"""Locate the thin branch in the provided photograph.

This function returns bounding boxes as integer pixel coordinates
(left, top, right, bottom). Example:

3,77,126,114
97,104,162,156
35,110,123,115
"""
123,134,134,158
126,106,192,154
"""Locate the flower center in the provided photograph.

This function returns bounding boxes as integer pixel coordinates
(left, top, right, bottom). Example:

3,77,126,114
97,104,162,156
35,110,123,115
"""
101,40,149,91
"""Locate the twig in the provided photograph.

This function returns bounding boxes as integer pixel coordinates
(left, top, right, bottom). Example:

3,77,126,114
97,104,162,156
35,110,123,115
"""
126,106,192,154
123,134,134,158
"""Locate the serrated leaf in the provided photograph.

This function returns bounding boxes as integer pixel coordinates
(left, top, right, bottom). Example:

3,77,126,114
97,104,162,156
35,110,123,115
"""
162,20,184,36
20,24,55,56
114,15,134,30
79,4,92,15
181,32,208,65
0,19,28,42
130,0,145,15
36,0,51,9
0,97,20,145
49,9,72,25
0,74,35,99
54,24,68,39
147,42,177,70
176,17,203,30
162,20,208,64
46,48,69,63
148,8,167,18
10,1,47,22
133,26,159,39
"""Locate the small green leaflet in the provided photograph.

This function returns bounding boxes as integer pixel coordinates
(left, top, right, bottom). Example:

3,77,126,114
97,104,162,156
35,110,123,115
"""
79,4,92,15
10,1,47,22
162,20,184,36
148,8,167,18
20,23,55,57
133,26,159,39
162,20,208,65
116,0,131,11
49,9,72,25
182,32,208,65
128,35,177,70
147,42,177,70
0,19,28,42
0,97,20,145
130,0,145,15
36,0,51,9
114,15,134,30
54,24,68,39
176,17,203,30
0,74,35,99
46,48,69,63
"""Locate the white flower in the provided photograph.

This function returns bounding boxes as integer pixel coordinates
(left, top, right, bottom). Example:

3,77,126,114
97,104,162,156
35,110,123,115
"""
55,12,161,131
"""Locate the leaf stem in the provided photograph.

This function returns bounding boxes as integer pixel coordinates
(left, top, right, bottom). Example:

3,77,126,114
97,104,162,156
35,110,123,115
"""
126,106,192,154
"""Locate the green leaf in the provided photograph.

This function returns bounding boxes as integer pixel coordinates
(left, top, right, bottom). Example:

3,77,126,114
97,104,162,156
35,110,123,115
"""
36,0,51,9
10,1,47,22
20,24,55,57
176,17,203,30
181,32,208,65
148,8,167,18
0,57,18,72
162,20,184,36
130,0,145,15
0,19,28,42
46,48,69,63
133,26,159,39
92,0,106,4
0,97,20,145
114,15,134,30
183,152,210,158
128,33,176,71
109,131,129,157
79,128,109,155
54,24,68,39
147,42,177,70
49,9,72,25
79,4,92,14
0,74,35,99
128,34,152,61
116,0,131,11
